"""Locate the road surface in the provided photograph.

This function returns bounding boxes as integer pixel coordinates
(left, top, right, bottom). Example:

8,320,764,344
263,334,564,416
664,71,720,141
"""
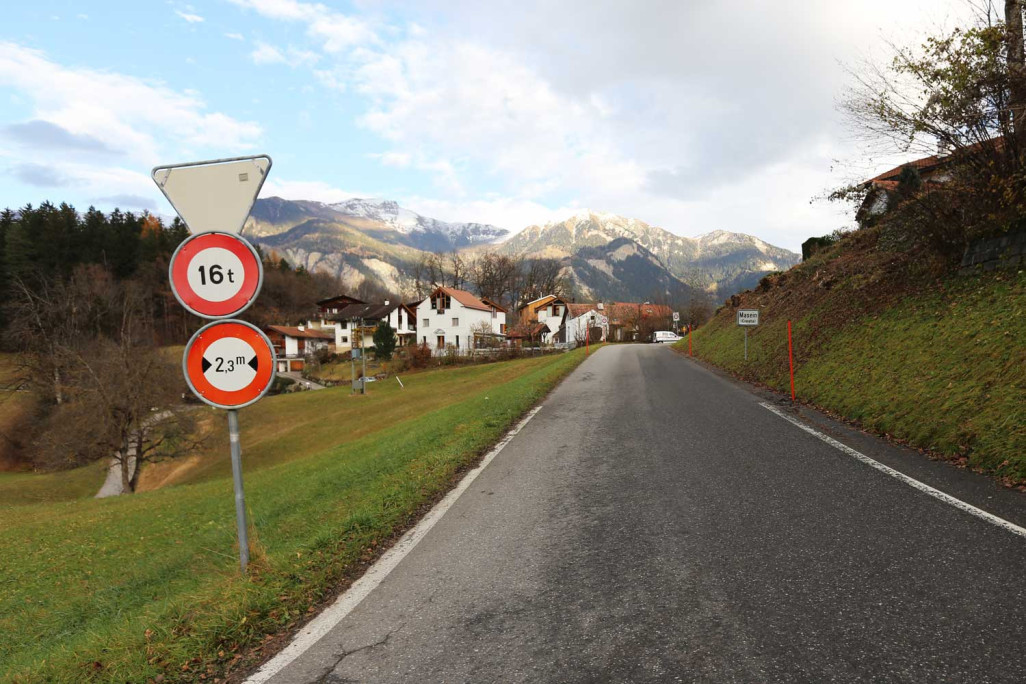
259,344,1026,683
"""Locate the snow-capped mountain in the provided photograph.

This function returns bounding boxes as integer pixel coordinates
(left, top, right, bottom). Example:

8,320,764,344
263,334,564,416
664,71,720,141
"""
501,210,799,295
247,197,508,251
244,199,799,301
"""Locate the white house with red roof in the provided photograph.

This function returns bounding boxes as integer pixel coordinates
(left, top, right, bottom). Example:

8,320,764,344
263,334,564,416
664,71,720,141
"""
264,325,334,372
415,286,507,354
564,303,608,346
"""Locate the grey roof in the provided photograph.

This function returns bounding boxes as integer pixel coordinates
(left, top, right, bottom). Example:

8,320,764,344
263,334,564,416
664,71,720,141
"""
335,303,398,321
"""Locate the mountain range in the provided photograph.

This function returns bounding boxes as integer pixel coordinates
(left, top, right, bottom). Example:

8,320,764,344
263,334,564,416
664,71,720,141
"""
243,198,800,303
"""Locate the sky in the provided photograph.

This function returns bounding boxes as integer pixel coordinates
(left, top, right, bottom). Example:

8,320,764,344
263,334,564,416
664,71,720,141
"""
0,0,985,252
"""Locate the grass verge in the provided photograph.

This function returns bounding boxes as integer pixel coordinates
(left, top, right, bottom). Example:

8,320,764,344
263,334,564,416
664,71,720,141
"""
678,268,1025,481
0,348,591,682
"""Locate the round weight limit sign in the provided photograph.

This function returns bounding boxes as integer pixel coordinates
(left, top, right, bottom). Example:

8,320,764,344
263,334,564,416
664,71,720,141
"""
170,231,263,318
184,320,276,409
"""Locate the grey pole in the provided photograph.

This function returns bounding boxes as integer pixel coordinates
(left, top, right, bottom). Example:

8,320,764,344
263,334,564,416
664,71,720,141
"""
361,318,367,395
227,409,249,573
744,328,748,361
350,335,356,395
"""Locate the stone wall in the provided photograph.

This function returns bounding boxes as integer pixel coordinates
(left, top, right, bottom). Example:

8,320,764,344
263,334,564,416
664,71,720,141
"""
959,231,1026,274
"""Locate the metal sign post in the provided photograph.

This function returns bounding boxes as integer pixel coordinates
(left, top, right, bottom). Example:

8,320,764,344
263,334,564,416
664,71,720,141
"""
736,309,759,362
155,155,273,574
227,409,249,571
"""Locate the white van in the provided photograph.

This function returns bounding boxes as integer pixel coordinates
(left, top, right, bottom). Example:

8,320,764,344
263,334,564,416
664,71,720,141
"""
652,330,680,344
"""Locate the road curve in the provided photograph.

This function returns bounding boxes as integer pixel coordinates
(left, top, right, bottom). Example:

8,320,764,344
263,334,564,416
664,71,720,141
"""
263,344,1026,683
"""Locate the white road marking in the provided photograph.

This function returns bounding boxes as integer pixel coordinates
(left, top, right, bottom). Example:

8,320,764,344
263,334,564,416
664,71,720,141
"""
245,406,545,683
760,402,1026,540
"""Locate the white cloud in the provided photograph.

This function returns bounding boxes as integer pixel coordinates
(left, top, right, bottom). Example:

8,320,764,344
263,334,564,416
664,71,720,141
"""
228,0,377,52
250,41,319,67
174,10,205,23
225,0,983,250
225,32,245,41
260,178,362,204
0,41,262,199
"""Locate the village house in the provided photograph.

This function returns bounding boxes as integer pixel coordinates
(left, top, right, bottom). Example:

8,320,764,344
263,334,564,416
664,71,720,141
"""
854,137,1010,227
517,295,570,345
604,301,673,341
308,295,418,352
855,155,951,227
416,286,507,354
264,325,334,372
563,303,608,346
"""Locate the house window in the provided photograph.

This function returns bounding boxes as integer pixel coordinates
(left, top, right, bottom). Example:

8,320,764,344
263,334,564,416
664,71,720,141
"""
422,335,427,344
456,335,460,348
437,335,445,349
433,294,451,312
341,336,349,344
491,308,496,318
340,321,348,329
452,317,459,327
423,318,429,327
500,323,506,334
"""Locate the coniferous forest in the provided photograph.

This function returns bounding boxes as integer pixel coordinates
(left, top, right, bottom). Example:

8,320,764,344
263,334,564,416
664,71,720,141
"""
0,202,341,472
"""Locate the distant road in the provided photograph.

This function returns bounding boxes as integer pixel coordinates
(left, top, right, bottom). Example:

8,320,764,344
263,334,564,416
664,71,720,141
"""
260,345,1026,682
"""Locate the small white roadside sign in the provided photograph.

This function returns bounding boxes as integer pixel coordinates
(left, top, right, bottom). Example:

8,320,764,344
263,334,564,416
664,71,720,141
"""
152,155,271,235
737,309,759,326
672,311,680,322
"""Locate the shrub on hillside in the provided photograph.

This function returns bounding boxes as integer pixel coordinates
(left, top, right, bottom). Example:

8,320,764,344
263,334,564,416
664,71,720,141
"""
409,342,432,369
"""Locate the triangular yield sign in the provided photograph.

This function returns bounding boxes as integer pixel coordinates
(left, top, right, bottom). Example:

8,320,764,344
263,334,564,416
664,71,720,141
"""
152,155,271,235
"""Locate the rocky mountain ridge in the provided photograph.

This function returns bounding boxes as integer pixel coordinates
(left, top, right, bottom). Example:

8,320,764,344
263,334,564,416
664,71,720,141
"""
244,197,799,303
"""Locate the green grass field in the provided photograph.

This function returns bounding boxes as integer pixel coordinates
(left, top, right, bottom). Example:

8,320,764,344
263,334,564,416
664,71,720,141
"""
0,349,591,682
679,270,1025,479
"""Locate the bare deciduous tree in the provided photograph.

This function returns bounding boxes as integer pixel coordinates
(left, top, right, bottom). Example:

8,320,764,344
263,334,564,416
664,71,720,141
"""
469,252,522,307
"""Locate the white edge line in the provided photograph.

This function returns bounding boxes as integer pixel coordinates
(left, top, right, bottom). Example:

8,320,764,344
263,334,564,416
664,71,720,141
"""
245,405,544,683
759,402,1026,540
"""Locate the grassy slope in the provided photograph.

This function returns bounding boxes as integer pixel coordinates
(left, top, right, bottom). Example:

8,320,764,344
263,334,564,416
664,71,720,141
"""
0,460,108,507
678,229,1025,480
0,349,592,683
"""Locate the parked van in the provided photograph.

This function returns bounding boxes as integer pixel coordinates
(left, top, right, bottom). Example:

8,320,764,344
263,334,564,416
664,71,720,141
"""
652,330,680,344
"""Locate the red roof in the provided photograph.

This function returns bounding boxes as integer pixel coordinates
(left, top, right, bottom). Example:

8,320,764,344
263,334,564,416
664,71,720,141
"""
864,136,1007,186
603,302,673,323
567,303,599,318
431,286,494,312
480,297,508,313
506,322,548,339
869,155,942,183
266,325,334,340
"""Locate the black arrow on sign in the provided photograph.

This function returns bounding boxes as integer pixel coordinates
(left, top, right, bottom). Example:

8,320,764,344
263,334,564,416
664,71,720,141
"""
202,357,211,373
248,356,258,371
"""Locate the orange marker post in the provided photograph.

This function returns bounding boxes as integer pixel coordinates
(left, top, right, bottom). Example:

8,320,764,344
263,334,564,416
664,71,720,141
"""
787,319,796,403
688,326,693,357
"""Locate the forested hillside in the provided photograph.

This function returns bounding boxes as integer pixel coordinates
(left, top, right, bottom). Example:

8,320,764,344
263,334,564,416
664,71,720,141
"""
0,202,340,472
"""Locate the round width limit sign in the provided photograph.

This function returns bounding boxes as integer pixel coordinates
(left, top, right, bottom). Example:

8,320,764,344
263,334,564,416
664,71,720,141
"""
170,231,263,318
184,320,276,409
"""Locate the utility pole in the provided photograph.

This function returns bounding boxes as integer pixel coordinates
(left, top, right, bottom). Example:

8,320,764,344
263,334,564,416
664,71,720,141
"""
360,317,367,395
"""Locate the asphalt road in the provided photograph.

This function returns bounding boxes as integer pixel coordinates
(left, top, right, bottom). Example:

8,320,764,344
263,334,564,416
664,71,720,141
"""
264,344,1026,683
